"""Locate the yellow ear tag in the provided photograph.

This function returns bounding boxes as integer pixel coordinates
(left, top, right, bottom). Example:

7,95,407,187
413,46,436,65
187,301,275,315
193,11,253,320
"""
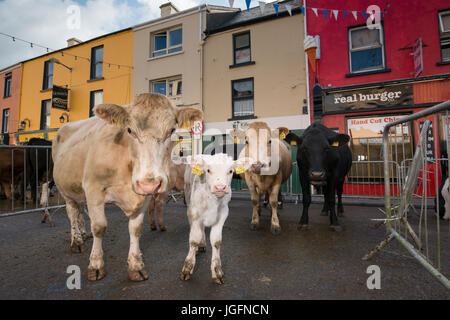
236,165,245,174
192,165,203,176
290,141,297,146
182,121,191,130
280,132,286,140
111,119,120,127
234,136,239,144
332,141,339,147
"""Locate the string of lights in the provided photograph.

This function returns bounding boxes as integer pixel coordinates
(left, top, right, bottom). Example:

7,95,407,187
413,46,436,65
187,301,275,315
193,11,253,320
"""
0,31,134,70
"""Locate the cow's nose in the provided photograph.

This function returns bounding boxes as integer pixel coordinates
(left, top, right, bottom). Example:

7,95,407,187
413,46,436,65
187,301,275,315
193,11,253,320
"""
213,184,227,193
251,161,263,173
310,171,325,180
135,177,164,194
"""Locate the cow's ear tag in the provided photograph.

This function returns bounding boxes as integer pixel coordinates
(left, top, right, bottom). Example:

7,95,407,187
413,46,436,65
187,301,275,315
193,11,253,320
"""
236,165,245,174
290,141,297,146
332,141,339,147
234,136,239,144
111,118,121,127
182,121,191,130
280,132,286,140
192,165,203,176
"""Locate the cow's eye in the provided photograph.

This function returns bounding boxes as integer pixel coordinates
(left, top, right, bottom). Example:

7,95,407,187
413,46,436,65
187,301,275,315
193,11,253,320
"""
268,140,272,144
170,128,176,135
245,140,249,145
207,169,211,174
229,170,233,174
127,128,136,138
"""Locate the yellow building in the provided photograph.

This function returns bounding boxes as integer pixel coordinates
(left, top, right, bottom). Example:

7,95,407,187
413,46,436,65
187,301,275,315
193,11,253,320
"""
17,28,133,142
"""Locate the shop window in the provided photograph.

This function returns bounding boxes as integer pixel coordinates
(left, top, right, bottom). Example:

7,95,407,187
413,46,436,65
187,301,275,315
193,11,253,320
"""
348,25,385,73
4,73,12,98
151,27,183,58
90,45,104,80
232,78,254,119
89,90,103,117
233,32,251,65
40,100,51,130
42,60,53,90
346,115,413,181
438,10,450,62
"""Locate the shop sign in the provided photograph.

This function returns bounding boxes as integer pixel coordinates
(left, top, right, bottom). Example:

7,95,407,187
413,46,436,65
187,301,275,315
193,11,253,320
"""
347,114,409,144
52,86,69,110
324,84,413,113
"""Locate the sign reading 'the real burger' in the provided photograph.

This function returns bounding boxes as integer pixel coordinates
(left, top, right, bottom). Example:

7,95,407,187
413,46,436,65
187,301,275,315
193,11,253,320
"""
324,84,413,113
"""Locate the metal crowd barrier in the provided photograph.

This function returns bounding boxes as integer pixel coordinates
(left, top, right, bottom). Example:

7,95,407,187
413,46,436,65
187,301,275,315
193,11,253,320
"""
0,145,65,226
362,100,450,290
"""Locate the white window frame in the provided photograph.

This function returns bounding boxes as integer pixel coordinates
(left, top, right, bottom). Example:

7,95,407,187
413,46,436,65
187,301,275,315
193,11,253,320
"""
348,25,385,73
150,76,182,99
151,26,183,58
438,10,450,33
2,109,10,133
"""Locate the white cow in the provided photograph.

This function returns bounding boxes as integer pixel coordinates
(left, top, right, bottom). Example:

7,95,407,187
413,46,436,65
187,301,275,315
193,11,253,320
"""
441,177,450,220
180,154,251,285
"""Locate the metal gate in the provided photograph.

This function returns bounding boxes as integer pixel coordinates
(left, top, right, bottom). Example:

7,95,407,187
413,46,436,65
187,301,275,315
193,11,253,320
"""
363,100,450,290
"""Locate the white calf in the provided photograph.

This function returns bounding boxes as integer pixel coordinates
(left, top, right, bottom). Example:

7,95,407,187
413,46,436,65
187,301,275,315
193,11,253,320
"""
180,154,251,285
442,178,450,220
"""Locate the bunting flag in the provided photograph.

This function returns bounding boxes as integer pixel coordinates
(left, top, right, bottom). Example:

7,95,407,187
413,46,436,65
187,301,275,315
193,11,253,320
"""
352,11,358,20
344,10,347,19
259,1,266,14
245,0,251,11
323,9,328,20
285,4,293,16
273,3,279,16
361,11,367,20
228,0,234,8
300,6,305,15
312,8,318,16
332,10,338,20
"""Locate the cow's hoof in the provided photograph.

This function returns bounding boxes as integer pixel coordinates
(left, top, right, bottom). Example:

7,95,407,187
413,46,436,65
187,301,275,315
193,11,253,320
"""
330,225,343,232
297,224,310,231
250,222,259,230
198,245,206,253
70,242,86,254
320,211,328,216
128,269,149,282
88,268,106,281
159,225,167,232
180,272,191,281
270,225,281,235
82,233,93,241
150,224,157,231
213,266,224,285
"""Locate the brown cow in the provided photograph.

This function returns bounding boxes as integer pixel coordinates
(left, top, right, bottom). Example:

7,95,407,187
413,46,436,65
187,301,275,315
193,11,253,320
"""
52,93,202,282
0,148,24,200
148,163,186,231
230,122,292,235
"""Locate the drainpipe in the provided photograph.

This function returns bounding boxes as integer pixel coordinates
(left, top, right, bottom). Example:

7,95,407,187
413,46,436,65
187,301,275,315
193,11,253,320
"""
195,5,205,155
303,0,311,127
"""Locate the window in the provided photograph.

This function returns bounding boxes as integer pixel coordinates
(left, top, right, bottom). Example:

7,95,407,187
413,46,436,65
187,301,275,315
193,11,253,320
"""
151,27,182,58
2,109,9,133
40,100,51,130
42,61,53,90
4,73,11,98
233,32,251,65
232,78,254,118
89,90,103,117
90,45,104,80
438,10,450,62
349,25,385,73
151,77,182,98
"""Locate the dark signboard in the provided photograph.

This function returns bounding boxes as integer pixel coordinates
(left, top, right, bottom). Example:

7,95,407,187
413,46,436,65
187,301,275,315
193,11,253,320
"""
52,85,69,110
323,84,413,113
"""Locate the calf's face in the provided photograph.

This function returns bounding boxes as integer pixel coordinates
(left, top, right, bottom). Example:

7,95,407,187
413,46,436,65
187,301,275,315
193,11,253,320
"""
95,93,202,195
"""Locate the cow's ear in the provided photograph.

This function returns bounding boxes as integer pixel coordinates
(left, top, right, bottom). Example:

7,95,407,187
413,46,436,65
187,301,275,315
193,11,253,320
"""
95,104,129,127
272,127,290,140
284,132,302,146
176,108,203,129
329,134,350,147
229,128,246,144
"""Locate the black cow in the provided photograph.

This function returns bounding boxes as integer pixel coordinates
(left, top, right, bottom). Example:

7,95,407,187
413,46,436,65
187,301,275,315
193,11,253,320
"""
284,122,352,232
23,138,54,204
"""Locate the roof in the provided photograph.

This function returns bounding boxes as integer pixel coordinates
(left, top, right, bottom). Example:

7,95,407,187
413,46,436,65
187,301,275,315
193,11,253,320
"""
205,0,301,35
0,62,22,74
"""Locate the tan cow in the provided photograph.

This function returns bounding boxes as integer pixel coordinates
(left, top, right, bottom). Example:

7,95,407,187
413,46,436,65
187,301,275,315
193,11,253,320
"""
230,122,292,235
148,163,186,231
52,93,202,282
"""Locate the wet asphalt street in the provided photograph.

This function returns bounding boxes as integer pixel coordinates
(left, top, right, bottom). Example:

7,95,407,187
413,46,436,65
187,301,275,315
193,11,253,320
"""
0,198,449,300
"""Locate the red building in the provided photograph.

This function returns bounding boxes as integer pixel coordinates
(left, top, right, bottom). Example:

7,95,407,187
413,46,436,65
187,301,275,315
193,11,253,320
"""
0,63,22,145
305,0,450,196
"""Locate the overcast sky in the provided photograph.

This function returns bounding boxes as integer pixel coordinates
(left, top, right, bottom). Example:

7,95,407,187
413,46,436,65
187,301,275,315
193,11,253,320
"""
0,0,251,70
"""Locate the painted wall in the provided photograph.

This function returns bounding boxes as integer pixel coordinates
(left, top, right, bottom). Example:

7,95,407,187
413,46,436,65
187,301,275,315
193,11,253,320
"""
0,64,22,145
133,10,206,109
203,13,309,132
306,0,450,120
18,29,133,142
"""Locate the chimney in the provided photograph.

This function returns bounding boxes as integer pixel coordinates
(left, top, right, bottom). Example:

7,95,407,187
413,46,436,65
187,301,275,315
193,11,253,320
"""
160,2,179,17
67,38,82,47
